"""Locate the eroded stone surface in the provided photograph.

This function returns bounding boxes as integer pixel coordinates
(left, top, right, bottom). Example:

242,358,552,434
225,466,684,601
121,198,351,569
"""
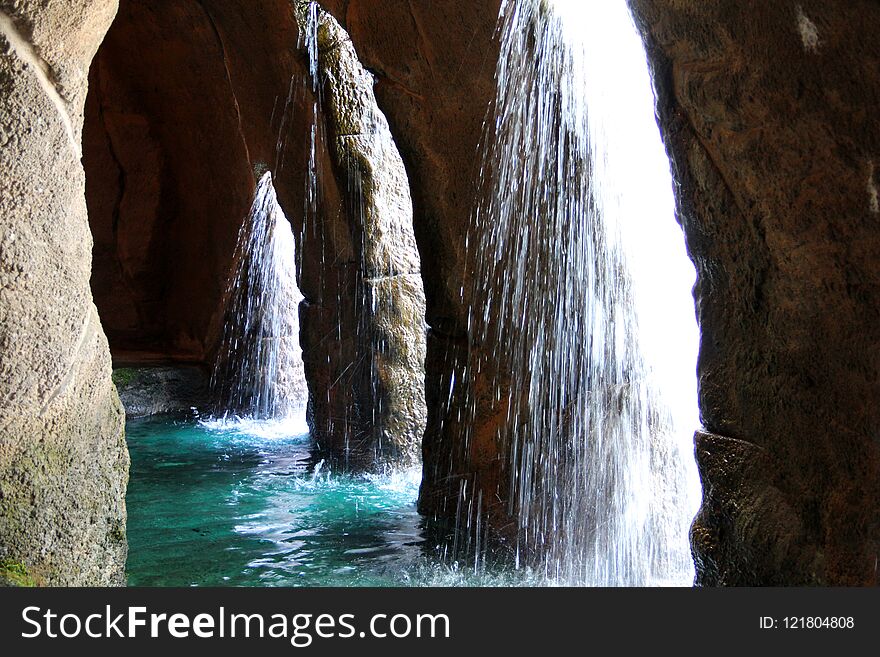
629,0,880,585
324,0,880,584
296,3,426,464
0,0,128,585
12,0,876,586
85,0,425,466
319,0,503,522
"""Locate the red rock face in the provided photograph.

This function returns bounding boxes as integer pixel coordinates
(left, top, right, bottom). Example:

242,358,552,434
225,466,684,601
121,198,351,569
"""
322,0,502,326
319,0,506,530
83,0,352,437
84,0,300,365
329,0,880,583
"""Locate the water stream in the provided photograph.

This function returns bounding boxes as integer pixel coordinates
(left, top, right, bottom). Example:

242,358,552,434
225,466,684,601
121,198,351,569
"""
125,415,425,586
126,415,548,586
211,171,308,420
463,0,700,585
125,0,700,587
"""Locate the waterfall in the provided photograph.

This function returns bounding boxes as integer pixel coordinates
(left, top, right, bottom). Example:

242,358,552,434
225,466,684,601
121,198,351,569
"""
212,171,308,420
468,0,701,585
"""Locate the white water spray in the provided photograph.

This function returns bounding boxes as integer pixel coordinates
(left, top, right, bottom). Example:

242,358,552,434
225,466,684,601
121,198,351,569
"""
212,172,309,420
469,0,701,585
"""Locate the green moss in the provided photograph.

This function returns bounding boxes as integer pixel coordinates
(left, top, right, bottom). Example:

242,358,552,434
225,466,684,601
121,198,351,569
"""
253,161,269,181
109,521,126,543
112,368,137,388
0,559,37,587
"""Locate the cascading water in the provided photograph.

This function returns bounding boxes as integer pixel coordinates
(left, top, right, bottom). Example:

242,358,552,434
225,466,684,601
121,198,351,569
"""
467,0,701,585
211,171,308,420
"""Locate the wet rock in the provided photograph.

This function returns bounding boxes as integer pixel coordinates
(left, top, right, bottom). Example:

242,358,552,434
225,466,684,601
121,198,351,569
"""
295,2,427,465
113,366,210,418
85,0,426,468
318,0,503,519
322,0,880,584
629,0,880,585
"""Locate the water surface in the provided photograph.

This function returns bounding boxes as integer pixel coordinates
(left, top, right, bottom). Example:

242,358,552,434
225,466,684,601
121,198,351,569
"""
127,415,430,586
126,415,531,587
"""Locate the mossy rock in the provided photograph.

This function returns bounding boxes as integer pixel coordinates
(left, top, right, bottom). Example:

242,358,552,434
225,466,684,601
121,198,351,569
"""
112,368,137,387
0,559,38,587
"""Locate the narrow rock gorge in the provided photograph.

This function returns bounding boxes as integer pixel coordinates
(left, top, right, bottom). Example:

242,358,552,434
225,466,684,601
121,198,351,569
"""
84,0,425,464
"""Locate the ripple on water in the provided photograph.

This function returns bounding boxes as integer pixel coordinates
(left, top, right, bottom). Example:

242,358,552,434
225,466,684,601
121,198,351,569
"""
125,416,485,587
125,415,683,587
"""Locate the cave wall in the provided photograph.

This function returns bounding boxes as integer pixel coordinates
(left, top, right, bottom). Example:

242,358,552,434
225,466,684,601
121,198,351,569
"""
628,0,880,585
294,3,427,465
83,0,295,365
84,0,498,532
318,0,504,521
0,0,128,585
84,0,426,463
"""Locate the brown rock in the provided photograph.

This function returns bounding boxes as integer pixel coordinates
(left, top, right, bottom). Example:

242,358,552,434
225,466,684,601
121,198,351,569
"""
629,0,880,585
295,2,426,464
318,0,504,519
84,0,426,465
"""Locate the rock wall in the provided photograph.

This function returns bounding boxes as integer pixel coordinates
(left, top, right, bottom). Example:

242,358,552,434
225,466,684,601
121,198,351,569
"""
629,0,880,585
83,0,287,365
84,0,426,465
294,2,426,465
8,0,875,585
0,0,128,585
318,0,503,519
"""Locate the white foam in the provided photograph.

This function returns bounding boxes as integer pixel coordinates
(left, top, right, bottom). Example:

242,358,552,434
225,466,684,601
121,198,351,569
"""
199,413,310,440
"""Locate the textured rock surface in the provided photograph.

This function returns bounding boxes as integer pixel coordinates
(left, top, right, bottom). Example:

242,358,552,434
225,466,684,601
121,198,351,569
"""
318,0,503,517
83,0,274,364
0,0,128,585
58,0,880,584
113,366,210,418
629,0,880,585
295,2,426,465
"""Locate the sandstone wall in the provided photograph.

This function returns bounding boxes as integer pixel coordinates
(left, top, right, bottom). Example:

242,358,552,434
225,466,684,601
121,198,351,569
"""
294,3,426,464
12,0,875,585
0,0,128,585
319,0,503,518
